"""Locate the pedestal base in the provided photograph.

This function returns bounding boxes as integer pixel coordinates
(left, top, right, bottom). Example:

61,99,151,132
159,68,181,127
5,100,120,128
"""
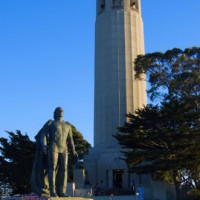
50,198,93,200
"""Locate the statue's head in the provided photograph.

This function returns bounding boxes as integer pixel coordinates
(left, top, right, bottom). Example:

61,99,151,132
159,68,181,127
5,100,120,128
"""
54,107,64,119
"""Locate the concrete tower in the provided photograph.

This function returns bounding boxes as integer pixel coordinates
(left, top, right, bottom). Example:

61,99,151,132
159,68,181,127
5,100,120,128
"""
94,0,146,149
84,0,151,192
84,2,168,199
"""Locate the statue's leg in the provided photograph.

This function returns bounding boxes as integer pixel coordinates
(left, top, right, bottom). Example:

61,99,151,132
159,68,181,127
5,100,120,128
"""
48,150,58,197
57,151,68,197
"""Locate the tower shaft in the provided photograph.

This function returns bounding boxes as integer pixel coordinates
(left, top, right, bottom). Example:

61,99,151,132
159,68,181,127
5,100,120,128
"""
94,0,147,148
84,3,167,198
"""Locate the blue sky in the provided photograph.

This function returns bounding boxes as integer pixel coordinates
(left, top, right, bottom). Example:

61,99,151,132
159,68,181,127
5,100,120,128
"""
0,0,200,146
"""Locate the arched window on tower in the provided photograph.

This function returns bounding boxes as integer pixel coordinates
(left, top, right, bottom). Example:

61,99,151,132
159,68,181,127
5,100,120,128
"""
98,0,105,14
130,0,138,10
112,0,123,8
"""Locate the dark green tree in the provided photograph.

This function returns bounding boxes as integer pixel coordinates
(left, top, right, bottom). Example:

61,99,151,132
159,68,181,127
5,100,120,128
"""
69,123,91,160
115,47,200,200
67,123,91,180
0,131,35,194
134,47,200,104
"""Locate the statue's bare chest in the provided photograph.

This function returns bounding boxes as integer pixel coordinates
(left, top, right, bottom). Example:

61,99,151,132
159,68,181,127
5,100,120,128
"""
49,121,69,142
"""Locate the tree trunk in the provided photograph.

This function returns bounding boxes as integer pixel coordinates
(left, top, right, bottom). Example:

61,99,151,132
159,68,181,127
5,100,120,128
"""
173,170,181,200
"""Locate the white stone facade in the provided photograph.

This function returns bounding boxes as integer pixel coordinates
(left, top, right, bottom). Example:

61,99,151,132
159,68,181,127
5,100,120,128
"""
85,0,146,184
94,0,146,149
84,1,167,199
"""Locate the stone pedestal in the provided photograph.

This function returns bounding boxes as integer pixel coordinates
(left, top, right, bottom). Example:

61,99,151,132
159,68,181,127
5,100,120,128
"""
67,182,75,197
50,198,93,200
73,169,86,189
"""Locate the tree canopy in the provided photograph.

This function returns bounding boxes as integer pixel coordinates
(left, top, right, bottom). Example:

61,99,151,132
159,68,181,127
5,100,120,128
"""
0,131,35,195
68,123,91,180
115,47,200,200
69,123,91,160
134,47,200,104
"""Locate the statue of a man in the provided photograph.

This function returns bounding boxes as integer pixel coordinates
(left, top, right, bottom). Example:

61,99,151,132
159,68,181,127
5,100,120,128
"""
31,107,78,197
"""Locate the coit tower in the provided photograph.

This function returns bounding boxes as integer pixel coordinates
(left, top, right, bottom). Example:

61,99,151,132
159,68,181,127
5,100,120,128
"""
94,0,146,148
85,0,147,189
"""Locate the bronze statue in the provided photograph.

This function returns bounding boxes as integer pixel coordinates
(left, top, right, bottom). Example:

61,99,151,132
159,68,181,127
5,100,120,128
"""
31,107,78,197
